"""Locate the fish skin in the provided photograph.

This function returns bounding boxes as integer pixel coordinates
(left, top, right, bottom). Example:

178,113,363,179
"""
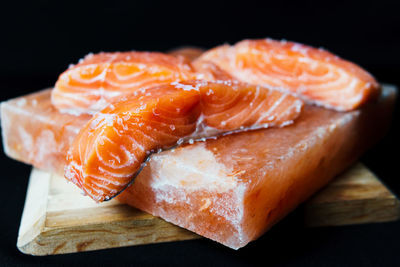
65,80,303,202
51,51,196,115
195,38,380,111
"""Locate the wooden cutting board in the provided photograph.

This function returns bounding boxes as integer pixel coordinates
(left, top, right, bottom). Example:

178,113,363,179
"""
17,163,400,255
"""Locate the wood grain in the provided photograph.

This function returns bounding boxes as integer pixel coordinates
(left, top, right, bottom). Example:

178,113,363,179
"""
305,162,400,226
17,169,198,255
17,163,400,255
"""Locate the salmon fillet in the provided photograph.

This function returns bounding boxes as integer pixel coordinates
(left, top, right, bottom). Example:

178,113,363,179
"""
51,51,196,115
196,39,381,111
65,80,303,202
51,50,237,115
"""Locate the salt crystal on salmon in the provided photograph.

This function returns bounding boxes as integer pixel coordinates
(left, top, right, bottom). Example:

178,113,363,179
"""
196,39,381,111
65,80,303,202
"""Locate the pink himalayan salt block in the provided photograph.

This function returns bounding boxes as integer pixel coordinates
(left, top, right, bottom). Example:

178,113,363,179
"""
117,86,395,249
0,86,396,249
1,89,90,174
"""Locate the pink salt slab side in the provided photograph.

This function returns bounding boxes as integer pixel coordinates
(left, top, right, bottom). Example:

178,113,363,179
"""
0,89,90,174
117,86,396,249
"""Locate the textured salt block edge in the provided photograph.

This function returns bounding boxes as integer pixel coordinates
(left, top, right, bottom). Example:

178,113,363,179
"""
0,89,52,164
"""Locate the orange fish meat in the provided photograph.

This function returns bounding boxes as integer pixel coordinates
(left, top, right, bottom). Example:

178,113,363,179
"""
191,60,235,81
51,51,195,114
167,47,234,80
196,39,380,111
168,47,204,63
65,80,303,202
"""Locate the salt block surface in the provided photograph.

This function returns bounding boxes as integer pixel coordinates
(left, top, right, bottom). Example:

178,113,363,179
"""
1,89,90,174
0,86,396,249
117,86,396,249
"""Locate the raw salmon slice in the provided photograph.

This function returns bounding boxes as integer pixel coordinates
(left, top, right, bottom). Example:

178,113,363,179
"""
65,80,303,202
196,39,381,111
51,51,195,115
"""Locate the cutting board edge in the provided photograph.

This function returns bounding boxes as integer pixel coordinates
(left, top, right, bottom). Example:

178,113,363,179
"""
18,216,200,256
17,162,400,255
305,196,400,227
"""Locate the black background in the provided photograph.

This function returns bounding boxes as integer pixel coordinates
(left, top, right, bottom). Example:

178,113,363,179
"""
1,1,400,266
